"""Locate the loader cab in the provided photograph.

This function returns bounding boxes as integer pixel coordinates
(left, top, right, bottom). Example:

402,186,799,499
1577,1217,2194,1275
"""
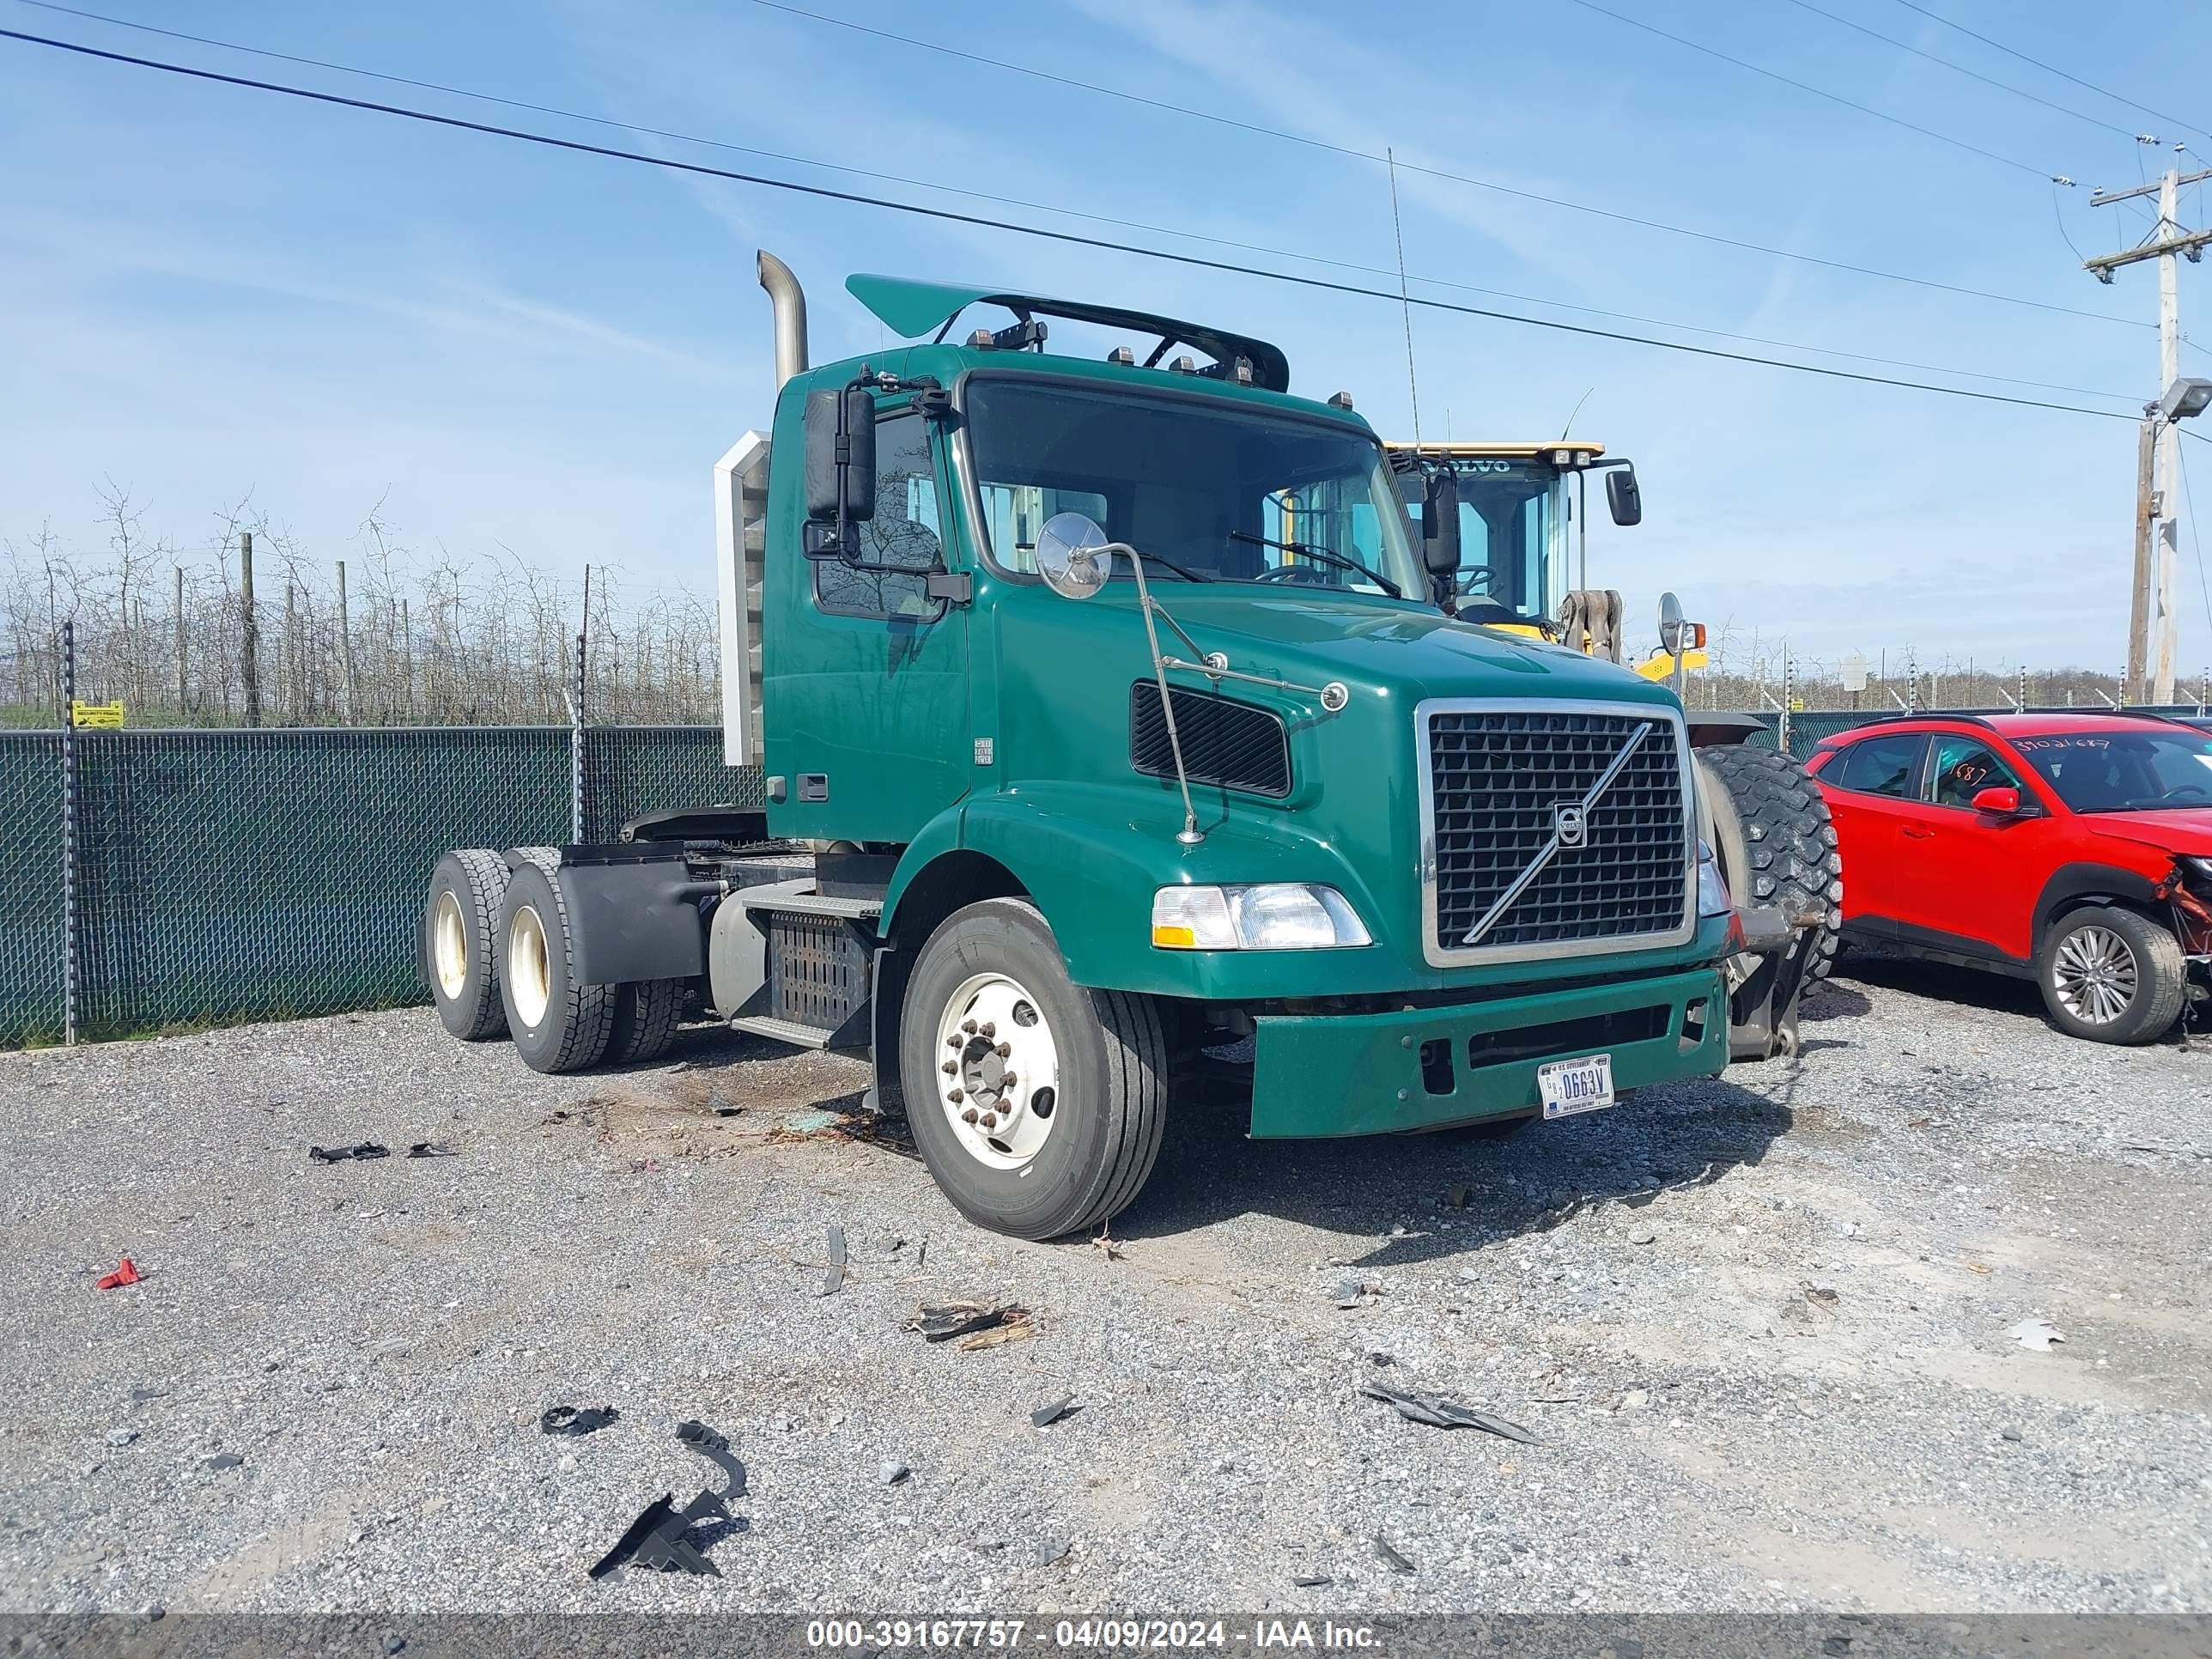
1389,441,1625,636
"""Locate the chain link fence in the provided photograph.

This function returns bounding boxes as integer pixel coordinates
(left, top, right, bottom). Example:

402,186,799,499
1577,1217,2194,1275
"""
1741,705,2209,758
0,725,757,1048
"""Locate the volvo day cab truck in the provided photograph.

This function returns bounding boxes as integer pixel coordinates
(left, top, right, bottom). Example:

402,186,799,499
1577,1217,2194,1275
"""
420,252,1804,1240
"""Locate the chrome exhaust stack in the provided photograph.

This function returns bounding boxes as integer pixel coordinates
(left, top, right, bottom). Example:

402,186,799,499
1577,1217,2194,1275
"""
757,250,809,392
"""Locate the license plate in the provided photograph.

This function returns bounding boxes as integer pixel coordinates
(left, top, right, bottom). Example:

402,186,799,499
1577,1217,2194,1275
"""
1537,1053,1615,1118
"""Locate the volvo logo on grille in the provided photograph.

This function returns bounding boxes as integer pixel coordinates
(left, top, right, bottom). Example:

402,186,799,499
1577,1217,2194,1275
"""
1553,802,1589,848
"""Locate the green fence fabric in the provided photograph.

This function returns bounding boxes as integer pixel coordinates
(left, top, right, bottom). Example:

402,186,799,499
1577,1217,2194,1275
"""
0,726,755,1048
0,735,65,1047
1741,705,2207,757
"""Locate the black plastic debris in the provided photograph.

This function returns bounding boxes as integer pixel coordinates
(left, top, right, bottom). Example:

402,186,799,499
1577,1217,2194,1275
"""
1358,1382,1538,1444
1374,1534,1415,1575
820,1226,847,1297
1292,1574,1333,1589
129,1388,165,1402
911,1301,1016,1342
406,1141,457,1159
1030,1395,1077,1429
587,1420,746,1580
309,1143,388,1164
542,1405,620,1437
203,1453,244,1471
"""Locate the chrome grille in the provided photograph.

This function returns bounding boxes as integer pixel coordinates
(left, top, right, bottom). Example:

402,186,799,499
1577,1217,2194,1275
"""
1421,702,1691,962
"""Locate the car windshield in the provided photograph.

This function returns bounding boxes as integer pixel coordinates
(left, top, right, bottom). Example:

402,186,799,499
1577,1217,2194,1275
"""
2011,728,2212,812
964,379,1423,599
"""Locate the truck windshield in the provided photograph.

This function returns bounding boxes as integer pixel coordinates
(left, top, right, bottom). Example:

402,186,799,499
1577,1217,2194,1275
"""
2012,729,2212,812
1448,461,1558,621
965,380,1423,599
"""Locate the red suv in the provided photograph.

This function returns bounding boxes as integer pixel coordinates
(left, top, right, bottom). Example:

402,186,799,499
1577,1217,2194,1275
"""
1807,713,2212,1043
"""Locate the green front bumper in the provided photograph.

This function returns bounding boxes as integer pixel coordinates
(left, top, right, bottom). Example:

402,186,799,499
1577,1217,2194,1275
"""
1249,965,1729,1137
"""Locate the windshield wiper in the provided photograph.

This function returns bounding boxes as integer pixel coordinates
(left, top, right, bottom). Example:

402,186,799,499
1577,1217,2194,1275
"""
1229,531,1402,599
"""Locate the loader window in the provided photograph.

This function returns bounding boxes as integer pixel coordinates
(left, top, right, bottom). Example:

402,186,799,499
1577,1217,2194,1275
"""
814,407,945,620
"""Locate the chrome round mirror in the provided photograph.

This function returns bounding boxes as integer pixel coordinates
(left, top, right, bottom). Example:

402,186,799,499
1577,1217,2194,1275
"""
1035,512,1112,599
1657,590,1686,656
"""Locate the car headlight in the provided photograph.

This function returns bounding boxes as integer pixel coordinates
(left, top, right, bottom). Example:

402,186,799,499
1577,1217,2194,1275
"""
1696,839,1733,919
1152,884,1372,950
2185,855,2212,884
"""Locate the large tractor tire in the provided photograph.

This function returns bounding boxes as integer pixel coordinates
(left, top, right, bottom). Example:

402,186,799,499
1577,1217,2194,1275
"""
496,859,618,1074
422,848,513,1041
898,898,1167,1241
1694,744,1844,1058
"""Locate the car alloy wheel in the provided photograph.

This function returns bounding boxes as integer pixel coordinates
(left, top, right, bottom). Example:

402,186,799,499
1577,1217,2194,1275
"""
2050,923,2137,1027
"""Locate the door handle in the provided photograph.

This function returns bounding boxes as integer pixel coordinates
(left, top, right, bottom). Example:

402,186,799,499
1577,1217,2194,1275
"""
1901,826,1936,840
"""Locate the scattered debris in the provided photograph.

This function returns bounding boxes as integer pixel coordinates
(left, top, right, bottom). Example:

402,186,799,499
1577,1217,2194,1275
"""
820,1225,847,1297
1358,1382,1538,1443
2008,1317,2065,1352
406,1141,457,1158
542,1405,621,1437
1804,1283,1839,1304
1626,1226,1656,1246
628,1158,659,1174
1030,1395,1077,1429
1365,1352,1395,1368
2000,1427,2024,1443
1330,1277,1364,1310
878,1459,908,1486
202,1453,244,1472
1619,1389,1650,1411
1035,1539,1070,1568
106,1428,137,1448
1373,1534,1415,1575
1966,1261,1991,1275
95,1257,141,1291
908,1300,1032,1347
309,1143,389,1164
1445,1182,1469,1210
128,1388,164,1402
1907,1116,1933,1129
1092,1227,1124,1262
1292,1573,1334,1589
588,1419,746,1580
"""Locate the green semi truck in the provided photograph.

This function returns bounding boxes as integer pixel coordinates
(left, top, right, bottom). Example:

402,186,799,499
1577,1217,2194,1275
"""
419,252,1834,1239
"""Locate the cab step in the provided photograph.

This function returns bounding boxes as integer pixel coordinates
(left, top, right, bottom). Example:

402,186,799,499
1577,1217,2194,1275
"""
726,1014,839,1049
723,881,880,1054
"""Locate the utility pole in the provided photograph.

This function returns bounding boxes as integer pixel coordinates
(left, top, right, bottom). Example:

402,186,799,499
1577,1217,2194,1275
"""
2087,161,2212,706
2127,418,2155,701
173,565,187,720
239,530,262,728
336,559,356,725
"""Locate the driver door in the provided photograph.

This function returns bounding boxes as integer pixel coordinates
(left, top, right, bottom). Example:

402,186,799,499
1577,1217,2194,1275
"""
767,397,970,843
1904,732,2057,964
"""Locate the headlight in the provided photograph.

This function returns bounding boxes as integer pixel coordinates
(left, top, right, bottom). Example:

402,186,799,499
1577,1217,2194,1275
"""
1152,884,1372,950
1696,839,1733,918
2185,855,2212,885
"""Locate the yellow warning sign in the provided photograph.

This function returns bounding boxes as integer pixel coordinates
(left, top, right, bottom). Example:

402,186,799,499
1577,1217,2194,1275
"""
70,699,125,728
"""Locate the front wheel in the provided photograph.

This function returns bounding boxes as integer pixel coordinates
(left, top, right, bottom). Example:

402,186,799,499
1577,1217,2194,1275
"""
899,898,1167,1240
2037,907,2185,1045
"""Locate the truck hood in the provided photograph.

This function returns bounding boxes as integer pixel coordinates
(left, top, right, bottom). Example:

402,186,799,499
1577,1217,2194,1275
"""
1124,588,1672,707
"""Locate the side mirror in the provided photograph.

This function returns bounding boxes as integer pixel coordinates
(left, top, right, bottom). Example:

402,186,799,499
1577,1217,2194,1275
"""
1971,785,2023,817
1606,465,1643,527
1420,471,1462,577
804,386,876,534
1657,591,1686,657
1034,512,1113,600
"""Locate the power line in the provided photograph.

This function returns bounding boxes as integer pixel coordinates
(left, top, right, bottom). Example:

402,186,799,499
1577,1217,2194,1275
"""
1884,0,2211,145
1779,0,2140,141
0,26,2144,425
1560,0,2075,182
720,0,2139,330
0,6,2141,402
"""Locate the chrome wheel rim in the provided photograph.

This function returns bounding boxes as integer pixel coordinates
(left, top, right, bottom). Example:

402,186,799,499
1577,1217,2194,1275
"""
2052,924,2136,1026
934,972,1061,1170
507,903,551,1029
431,891,469,1000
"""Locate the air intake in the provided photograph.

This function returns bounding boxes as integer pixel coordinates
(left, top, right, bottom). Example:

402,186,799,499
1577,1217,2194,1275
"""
1129,683,1291,799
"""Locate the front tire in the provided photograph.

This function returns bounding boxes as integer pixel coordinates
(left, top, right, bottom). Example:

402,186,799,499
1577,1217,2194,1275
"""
496,860,618,1073
422,849,512,1041
2037,907,2185,1045
899,898,1166,1240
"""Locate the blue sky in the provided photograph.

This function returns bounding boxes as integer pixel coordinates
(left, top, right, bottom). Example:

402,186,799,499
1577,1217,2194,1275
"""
3,0,2210,675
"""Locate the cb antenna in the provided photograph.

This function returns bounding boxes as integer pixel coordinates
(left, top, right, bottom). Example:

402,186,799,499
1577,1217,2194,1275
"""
1387,148,1422,445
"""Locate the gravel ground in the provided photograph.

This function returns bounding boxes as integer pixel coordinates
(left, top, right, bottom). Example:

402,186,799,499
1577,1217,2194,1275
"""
2,959,2209,1617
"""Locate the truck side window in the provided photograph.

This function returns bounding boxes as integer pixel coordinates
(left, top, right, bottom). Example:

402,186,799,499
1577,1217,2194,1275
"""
1927,735,2023,809
814,408,945,620
1828,732,1927,799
